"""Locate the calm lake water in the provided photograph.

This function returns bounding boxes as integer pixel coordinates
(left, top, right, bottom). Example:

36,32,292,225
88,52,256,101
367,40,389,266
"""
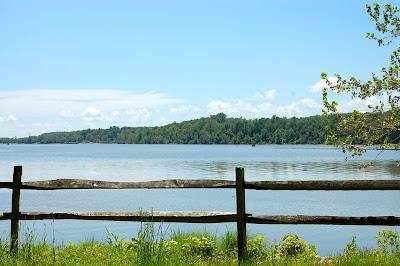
0,144,399,255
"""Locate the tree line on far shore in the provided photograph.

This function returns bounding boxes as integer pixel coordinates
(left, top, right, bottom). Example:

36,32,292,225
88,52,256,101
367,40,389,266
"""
1,113,398,145
1,113,334,144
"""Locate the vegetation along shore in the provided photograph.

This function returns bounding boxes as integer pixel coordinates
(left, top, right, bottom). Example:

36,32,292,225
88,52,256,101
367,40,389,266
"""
1,225,400,266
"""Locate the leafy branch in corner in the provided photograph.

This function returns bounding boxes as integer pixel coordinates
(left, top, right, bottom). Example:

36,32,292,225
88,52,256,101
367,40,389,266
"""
322,3,400,157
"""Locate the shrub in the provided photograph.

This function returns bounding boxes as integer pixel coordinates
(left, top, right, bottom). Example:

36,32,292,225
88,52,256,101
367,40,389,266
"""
276,233,317,258
344,234,359,255
375,229,400,255
182,235,217,257
247,235,267,259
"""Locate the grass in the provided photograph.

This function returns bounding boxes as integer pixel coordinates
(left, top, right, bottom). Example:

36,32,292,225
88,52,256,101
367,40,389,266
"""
1,223,400,265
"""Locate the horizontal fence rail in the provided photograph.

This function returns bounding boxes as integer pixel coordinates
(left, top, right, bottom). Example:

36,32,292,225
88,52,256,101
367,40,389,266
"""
245,180,400,190
21,179,236,190
1,212,399,226
1,166,400,261
0,211,237,223
247,215,400,226
2,179,400,190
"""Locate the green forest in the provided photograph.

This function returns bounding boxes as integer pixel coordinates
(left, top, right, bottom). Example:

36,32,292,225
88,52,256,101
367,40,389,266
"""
1,112,398,145
1,113,333,144
0,113,335,144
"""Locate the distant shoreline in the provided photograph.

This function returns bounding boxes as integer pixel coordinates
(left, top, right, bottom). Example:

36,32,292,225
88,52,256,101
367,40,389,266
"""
0,113,332,145
0,143,332,145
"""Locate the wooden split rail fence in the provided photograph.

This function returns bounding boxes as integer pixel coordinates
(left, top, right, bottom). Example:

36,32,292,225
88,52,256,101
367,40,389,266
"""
1,166,400,260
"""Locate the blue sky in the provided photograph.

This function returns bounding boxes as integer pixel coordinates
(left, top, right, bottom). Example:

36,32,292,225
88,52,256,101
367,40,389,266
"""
0,0,394,137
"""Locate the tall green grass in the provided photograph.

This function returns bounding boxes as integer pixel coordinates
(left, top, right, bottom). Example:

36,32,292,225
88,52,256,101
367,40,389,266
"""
0,223,399,265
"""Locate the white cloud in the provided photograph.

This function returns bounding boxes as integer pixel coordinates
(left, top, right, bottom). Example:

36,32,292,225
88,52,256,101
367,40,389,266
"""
208,100,256,116
298,98,321,109
61,107,121,124
207,100,231,114
6,115,17,121
83,107,102,117
255,89,277,100
0,114,17,122
0,90,184,116
276,98,322,117
310,76,338,92
0,89,186,137
338,96,383,113
125,108,151,123
169,105,201,114
207,98,321,118
82,107,105,122
59,110,75,118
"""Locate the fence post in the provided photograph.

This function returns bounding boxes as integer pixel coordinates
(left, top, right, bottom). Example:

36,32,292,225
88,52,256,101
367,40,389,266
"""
10,166,22,253
236,167,246,262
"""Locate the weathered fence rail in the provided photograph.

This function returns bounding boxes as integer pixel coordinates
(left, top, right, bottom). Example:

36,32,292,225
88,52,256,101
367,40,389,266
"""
0,211,237,223
2,179,399,190
1,166,400,261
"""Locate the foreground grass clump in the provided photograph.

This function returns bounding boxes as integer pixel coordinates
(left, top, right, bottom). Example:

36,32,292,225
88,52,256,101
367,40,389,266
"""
1,225,400,265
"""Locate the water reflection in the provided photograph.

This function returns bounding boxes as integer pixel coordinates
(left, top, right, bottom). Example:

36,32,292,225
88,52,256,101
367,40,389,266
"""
0,145,398,181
